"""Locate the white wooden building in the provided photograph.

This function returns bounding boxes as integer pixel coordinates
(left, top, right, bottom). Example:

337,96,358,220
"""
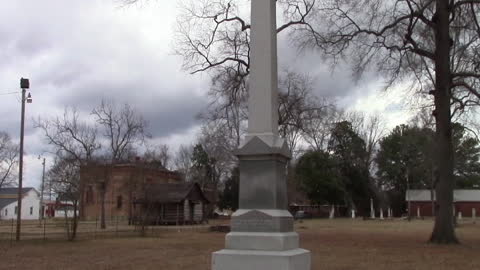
0,187,40,220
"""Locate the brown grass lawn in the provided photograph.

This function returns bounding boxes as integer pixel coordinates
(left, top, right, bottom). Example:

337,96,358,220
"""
0,218,479,270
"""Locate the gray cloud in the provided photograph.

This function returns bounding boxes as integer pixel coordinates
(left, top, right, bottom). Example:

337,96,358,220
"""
277,35,380,105
0,0,209,142
0,0,209,188
0,0,396,190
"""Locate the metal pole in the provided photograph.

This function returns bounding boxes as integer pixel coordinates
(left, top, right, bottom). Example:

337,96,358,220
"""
16,87,26,241
39,158,46,221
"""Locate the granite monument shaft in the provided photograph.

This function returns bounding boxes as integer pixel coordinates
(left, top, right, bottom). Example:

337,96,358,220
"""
212,0,311,269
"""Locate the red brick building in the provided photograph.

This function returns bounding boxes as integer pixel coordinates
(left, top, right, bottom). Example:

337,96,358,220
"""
79,161,182,221
406,189,480,217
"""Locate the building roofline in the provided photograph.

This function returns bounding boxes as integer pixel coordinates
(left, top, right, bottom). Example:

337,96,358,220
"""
406,189,480,202
80,162,180,175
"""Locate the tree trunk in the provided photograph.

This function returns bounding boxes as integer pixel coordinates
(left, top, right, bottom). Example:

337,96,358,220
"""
64,208,70,240
70,200,78,241
128,189,132,225
429,0,459,244
140,206,147,237
100,182,106,229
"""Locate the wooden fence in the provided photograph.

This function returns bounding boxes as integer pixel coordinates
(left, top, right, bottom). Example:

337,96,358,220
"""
0,217,210,244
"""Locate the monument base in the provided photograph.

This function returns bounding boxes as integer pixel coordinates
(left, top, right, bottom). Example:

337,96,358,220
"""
212,248,311,270
226,232,299,251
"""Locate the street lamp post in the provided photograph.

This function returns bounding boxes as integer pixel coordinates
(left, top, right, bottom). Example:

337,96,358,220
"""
16,78,31,241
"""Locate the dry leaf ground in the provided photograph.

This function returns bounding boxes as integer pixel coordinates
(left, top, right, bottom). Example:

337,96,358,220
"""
0,218,478,270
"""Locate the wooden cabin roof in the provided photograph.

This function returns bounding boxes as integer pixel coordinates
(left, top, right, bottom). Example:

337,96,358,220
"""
138,182,209,204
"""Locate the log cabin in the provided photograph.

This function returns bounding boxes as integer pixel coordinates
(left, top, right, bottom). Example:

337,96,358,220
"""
133,182,209,225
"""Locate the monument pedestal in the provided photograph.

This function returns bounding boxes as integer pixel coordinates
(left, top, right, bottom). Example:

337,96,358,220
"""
211,136,310,270
212,248,310,270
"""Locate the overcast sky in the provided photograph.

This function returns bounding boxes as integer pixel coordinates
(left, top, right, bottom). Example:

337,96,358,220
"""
0,0,412,190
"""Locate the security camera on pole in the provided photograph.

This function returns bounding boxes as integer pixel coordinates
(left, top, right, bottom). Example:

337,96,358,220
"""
16,78,32,241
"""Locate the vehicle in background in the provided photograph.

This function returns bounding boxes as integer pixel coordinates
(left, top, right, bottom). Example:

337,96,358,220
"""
294,210,312,220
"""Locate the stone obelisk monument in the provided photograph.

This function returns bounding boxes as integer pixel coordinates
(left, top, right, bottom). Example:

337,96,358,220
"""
211,0,311,269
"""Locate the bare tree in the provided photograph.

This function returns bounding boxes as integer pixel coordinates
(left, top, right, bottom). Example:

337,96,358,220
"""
293,0,480,243
35,107,101,163
198,121,238,181
410,106,436,130
278,71,319,155
174,144,194,181
175,0,318,151
363,114,387,174
0,132,18,188
189,121,239,216
299,98,341,152
200,69,330,157
197,81,248,148
346,112,387,174
37,101,149,230
144,144,172,169
35,107,101,227
92,99,148,163
47,157,80,241
91,100,149,229
175,0,314,75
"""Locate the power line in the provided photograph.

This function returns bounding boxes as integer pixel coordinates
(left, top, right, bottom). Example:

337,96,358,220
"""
0,91,20,96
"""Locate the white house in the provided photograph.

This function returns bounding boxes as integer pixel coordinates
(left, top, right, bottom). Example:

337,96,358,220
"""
0,187,40,220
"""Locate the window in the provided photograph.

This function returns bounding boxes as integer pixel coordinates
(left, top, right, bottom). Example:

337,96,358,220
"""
30,207,33,215
14,206,17,215
4,209,7,216
117,196,123,209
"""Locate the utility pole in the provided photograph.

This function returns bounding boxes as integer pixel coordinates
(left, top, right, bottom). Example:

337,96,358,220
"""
39,157,46,222
16,78,31,241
